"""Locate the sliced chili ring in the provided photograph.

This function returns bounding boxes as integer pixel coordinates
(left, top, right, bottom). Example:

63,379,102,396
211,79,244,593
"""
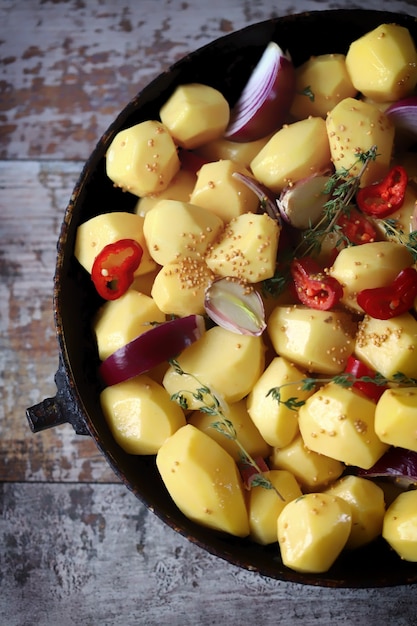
91,238,143,300
344,355,387,402
356,165,408,218
356,266,417,320
291,257,343,310
336,208,378,245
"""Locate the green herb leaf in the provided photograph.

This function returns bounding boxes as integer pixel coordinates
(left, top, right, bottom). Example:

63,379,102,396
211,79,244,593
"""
168,361,284,499
300,85,315,102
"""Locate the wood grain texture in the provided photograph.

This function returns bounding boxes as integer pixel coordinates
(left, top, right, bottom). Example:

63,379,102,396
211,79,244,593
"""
1,1,417,624
1,483,415,626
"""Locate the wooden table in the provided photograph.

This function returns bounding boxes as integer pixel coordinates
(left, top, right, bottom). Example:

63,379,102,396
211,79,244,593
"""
1,1,416,624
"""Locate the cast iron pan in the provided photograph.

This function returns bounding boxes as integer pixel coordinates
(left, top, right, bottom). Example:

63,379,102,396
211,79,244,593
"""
27,9,417,587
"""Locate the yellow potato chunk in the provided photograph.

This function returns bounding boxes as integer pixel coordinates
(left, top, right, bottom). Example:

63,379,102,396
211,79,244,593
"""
194,134,271,168
326,97,394,186
382,490,417,562
345,24,417,102
74,211,157,276
188,398,270,463
277,493,352,573
106,120,180,196
375,387,417,452
163,326,265,407
328,241,413,313
189,159,259,222
93,290,165,361
267,305,357,375
298,383,389,470
290,54,357,120
205,212,280,283
246,356,313,448
159,83,230,150
135,169,197,217
151,259,214,317
100,375,186,455
130,267,160,297
156,424,249,537
324,475,386,549
248,470,302,545
269,435,344,491
250,117,331,193
355,312,417,379
143,199,224,266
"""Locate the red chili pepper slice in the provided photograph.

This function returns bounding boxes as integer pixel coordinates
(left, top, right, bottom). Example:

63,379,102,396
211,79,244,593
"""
356,165,408,218
344,355,387,402
291,257,343,310
336,208,378,245
238,456,270,490
356,266,417,320
91,238,143,300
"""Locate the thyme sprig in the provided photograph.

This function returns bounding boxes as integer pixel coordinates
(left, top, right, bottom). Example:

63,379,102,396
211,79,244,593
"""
267,370,417,411
168,358,284,499
380,218,417,262
261,147,379,298
294,145,379,257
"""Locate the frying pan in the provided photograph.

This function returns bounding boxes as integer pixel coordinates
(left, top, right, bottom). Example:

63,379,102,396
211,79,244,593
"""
27,9,417,587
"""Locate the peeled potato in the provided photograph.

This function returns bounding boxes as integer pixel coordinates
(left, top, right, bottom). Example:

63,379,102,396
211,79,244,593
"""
100,375,186,455
250,116,331,192
248,470,302,545
156,424,249,537
106,120,180,196
383,490,417,562
159,83,230,149
277,493,352,573
163,326,265,407
345,23,417,102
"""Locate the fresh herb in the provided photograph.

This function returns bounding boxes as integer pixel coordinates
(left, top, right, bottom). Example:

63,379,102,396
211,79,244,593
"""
169,358,285,500
262,265,289,297
300,85,315,102
267,370,417,410
294,146,378,257
380,218,417,262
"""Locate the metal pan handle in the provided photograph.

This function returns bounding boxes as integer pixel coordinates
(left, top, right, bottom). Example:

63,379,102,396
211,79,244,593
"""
26,355,90,436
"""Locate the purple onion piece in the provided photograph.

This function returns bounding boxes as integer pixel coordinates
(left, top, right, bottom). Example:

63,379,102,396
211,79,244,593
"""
232,171,280,222
224,41,295,142
356,447,417,487
99,314,206,386
386,97,417,148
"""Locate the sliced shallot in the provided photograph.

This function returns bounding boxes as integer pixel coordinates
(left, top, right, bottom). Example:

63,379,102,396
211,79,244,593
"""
204,277,266,336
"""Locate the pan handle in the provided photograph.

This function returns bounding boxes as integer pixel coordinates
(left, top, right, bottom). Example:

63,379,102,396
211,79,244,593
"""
26,356,90,436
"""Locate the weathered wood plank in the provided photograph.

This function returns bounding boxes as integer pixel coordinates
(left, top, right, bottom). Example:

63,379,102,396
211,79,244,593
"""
1,483,415,626
1,0,417,161
0,160,116,482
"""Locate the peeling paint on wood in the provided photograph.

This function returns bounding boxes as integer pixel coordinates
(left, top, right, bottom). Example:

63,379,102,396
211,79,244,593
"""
1,483,416,626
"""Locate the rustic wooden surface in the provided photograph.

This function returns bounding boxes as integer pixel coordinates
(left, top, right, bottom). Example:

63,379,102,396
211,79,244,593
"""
1,1,417,624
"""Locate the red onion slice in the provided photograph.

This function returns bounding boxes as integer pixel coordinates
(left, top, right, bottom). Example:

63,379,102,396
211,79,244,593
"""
225,41,295,142
356,447,417,487
386,97,417,147
232,171,280,222
99,314,205,386
204,277,266,336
